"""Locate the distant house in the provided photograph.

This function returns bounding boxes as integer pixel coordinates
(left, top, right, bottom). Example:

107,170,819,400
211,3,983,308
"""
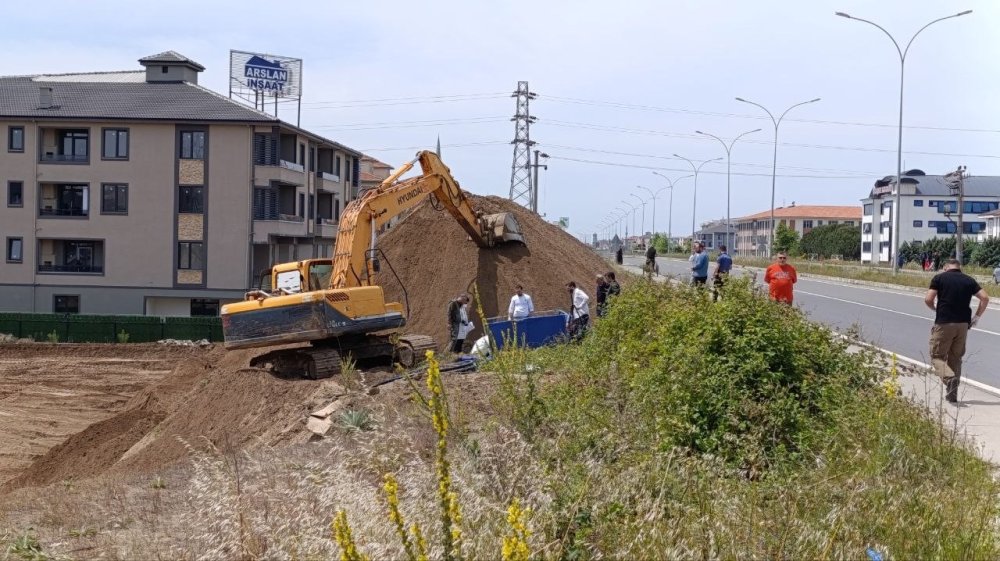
693,219,736,252
734,204,861,257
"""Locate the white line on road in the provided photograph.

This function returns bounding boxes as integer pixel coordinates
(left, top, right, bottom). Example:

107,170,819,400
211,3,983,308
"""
849,337,1000,398
802,276,1000,311
798,290,1000,337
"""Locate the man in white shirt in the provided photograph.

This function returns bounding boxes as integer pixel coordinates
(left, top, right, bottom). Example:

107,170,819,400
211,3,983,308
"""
566,281,590,341
508,284,534,320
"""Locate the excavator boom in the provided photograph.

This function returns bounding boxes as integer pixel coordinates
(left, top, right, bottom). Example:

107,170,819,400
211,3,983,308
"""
221,150,524,378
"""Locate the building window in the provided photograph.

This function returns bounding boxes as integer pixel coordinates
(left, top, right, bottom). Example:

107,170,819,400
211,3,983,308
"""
913,220,923,228
60,130,89,161
965,222,986,234
335,155,342,177
102,128,129,159
7,181,23,207
816,220,823,226
191,298,220,317
913,199,924,207
8,126,24,152
179,186,204,213
335,198,340,220
802,220,813,229
53,295,80,314
180,131,206,159
40,184,89,217
863,204,873,216
6,237,22,263
862,242,872,252
844,221,854,226
101,183,128,214
177,242,205,270
298,193,305,218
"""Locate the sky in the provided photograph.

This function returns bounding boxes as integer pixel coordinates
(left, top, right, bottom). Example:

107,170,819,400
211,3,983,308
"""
4,0,999,240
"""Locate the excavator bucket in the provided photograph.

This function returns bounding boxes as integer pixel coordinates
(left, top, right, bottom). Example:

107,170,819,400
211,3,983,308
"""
482,212,526,245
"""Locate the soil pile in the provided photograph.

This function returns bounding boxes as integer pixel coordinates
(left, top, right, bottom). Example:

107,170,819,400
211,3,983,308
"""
3,347,337,490
377,195,609,347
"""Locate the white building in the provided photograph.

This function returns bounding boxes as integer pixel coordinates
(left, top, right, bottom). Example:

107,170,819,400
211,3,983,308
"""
860,170,1000,263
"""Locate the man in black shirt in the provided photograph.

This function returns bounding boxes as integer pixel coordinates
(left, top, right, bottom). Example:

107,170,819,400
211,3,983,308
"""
924,259,990,403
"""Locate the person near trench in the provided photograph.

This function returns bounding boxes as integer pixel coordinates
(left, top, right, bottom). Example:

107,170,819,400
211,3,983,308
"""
447,294,472,353
924,259,989,404
566,281,591,341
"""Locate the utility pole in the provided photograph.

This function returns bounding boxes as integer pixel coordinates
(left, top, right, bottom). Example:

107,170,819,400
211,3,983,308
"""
508,81,537,211
945,165,968,262
530,150,549,213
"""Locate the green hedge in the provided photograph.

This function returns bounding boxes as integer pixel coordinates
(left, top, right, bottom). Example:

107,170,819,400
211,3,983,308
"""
0,312,222,343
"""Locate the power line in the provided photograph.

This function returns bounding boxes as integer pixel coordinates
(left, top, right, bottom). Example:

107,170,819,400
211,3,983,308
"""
302,93,507,109
313,116,508,131
360,140,509,152
543,143,878,176
543,94,1000,135
546,155,876,179
542,120,1000,160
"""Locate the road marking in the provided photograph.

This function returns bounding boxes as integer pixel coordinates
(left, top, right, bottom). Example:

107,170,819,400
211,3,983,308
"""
801,276,1000,311
848,337,1000,398
798,289,1000,337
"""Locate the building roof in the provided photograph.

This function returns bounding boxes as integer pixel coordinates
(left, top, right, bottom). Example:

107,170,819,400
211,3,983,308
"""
738,205,862,221
694,219,733,235
0,75,276,122
979,209,1000,218
138,50,206,70
907,175,1000,197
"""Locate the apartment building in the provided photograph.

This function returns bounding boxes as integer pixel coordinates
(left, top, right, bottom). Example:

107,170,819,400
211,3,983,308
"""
0,51,364,316
860,170,1000,263
734,204,861,256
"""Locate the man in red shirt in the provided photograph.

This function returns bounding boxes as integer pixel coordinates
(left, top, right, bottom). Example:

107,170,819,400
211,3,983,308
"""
764,252,797,304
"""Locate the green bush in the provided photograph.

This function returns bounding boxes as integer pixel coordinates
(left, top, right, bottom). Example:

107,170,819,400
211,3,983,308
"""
799,223,861,259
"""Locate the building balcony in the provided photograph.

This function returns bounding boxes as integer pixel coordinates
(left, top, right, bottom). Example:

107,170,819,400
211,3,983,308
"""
252,215,308,243
37,239,104,275
255,159,305,186
317,171,341,192
317,218,338,238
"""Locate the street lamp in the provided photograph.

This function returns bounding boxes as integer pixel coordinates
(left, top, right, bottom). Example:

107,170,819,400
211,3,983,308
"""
735,96,820,257
836,9,972,273
673,155,723,248
694,129,761,253
622,201,640,249
649,172,693,252
630,192,647,241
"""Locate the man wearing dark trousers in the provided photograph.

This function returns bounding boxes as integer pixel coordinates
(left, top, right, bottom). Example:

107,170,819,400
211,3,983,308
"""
924,259,990,403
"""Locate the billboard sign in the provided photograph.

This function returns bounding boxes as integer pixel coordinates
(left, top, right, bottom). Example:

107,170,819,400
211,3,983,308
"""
230,50,302,98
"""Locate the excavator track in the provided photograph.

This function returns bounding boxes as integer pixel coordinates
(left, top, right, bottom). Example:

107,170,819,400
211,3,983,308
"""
249,334,437,379
395,334,437,368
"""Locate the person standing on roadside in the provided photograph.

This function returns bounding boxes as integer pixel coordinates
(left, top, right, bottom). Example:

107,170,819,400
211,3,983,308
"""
924,259,990,403
566,281,591,340
764,252,797,304
690,242,709,286
713,244,733,302
507,284,534,321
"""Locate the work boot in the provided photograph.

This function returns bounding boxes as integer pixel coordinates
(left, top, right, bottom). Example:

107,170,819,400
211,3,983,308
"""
945,377,960,403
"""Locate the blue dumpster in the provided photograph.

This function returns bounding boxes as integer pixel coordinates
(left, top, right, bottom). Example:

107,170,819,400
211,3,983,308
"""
487,309,569,350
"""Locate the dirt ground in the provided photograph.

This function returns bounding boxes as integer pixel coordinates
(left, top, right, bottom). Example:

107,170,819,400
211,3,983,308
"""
0,343,206,487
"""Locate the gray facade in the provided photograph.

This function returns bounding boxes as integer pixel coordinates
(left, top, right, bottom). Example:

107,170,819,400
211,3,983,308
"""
0,51,364,316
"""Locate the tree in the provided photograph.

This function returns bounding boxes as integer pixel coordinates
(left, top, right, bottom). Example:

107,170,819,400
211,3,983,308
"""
772,222,800,255
799,224,861,259
970,237,1000,268
651,233,669,254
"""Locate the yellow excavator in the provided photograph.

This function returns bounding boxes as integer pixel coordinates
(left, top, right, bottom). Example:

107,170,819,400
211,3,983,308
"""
221,150,524,378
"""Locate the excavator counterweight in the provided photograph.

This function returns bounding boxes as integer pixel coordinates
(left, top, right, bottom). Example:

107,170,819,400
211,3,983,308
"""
221,151,525,378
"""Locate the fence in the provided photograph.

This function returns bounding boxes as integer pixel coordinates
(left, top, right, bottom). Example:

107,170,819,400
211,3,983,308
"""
0,312,223,343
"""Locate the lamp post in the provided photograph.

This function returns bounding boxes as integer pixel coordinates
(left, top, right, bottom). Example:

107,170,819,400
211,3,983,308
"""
630,192,647,242
735,97,820,257
695,129,761,253
673,155,723,248
649,173,693,252
622,201,640,250
836,9,972,273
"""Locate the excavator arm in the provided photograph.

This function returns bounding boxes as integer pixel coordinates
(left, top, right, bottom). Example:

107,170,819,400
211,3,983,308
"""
330,150,523,289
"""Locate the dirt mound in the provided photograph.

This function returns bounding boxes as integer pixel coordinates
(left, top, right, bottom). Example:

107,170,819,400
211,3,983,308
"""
377,195,608,346
4,348,333,490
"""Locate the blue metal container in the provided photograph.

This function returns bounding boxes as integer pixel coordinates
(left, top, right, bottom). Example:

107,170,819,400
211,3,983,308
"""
487,309,569,350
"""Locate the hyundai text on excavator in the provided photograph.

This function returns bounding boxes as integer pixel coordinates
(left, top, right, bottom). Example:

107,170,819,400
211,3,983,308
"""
220,151,525,378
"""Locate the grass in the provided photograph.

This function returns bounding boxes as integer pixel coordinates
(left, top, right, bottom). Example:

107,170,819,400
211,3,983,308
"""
1,279,997,559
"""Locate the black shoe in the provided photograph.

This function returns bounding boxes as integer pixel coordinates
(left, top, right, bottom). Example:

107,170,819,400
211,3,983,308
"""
945,378,960,403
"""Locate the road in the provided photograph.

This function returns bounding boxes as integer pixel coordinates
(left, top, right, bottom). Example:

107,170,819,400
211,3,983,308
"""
625,255,1000,389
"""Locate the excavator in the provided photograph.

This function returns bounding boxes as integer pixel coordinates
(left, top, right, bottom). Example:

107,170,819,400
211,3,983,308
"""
220,150,525,378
